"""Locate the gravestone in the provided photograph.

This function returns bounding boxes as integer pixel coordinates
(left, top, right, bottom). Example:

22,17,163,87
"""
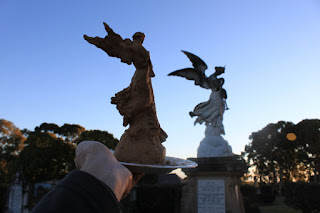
181,156,246,213
7,171,29,213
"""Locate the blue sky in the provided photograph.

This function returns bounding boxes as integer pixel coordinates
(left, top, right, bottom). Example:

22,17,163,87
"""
1,0,320,159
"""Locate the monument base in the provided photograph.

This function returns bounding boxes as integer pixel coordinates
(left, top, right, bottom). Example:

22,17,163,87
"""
181,156,247,213
197,135,233,157
197,122,233,158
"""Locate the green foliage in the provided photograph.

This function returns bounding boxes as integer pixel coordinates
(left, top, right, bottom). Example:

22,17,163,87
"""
244,121,299,184
35,123,85,143
35,123,60,134
75,130,118,150
243,119,320,186
18,131,75,183
0,119,26,158
0,119,26,183
0,119,119,211
284,182,320,213
0,119,118,186
295,119,320,182
16,122,89,183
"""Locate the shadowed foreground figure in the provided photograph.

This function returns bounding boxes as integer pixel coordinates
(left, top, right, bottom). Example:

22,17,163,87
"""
84,23,167,165
31,141,143,213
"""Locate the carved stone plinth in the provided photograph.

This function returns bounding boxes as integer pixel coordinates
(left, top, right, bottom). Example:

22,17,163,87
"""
197,124,233,158
181,156,247,213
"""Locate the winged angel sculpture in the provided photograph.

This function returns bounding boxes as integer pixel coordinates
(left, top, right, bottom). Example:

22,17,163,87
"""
168,51,228,135
169,51,232,157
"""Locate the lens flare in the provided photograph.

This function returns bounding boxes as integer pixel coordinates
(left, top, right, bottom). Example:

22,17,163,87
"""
286,133,297,141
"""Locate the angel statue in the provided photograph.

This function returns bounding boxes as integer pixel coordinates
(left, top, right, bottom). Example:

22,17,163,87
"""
168,51,228,134
168,51,233,157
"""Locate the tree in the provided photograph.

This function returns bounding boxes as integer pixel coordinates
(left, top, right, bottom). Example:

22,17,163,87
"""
0,119,25,158
1,120,118,184
36,123,85,143
58,124,85,143
18,131,75,183
295,119,320,182
16,128,76,209
0,119,25,183
75,130,119,150
18,124,118,183
243,121,300,193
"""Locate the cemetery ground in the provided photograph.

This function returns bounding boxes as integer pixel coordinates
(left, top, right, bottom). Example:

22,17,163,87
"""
241,181,320,213
258,196,302,213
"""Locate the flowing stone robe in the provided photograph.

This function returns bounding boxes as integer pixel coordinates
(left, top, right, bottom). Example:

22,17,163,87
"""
192,89,226,135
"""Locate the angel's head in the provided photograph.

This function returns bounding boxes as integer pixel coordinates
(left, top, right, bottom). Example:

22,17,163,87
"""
132,32,145,45
214,66,225,76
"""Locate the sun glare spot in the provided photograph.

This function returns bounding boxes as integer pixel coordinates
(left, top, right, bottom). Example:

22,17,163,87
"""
286,133,297,141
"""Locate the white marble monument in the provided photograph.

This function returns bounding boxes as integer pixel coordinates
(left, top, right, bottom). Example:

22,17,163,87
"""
168,51,233,157
173,52,245,213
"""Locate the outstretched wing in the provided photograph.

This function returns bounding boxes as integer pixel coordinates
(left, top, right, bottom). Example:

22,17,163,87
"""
168,68,210,89
181,50,208,74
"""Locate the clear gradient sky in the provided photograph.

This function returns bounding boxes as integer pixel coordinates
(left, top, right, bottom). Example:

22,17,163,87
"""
1,0,320,159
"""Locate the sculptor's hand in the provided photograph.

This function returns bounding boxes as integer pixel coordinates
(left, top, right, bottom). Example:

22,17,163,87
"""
74,141,143,201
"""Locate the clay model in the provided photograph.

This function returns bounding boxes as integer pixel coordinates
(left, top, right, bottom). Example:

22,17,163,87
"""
84,23,167,165
168,51,232,157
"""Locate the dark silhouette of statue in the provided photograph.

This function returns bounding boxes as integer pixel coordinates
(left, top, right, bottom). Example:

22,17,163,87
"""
84,23,167,165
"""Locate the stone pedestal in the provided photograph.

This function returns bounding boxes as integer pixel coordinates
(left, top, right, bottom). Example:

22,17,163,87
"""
197,123,233,158
181,156,246,213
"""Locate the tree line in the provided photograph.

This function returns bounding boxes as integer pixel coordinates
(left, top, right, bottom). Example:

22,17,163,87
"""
0,119,119,185
242,119,320,193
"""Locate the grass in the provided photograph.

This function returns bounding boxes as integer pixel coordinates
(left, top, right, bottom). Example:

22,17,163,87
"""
258,196,302,213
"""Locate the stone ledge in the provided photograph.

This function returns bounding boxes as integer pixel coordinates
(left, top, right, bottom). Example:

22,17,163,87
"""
183,155,247,174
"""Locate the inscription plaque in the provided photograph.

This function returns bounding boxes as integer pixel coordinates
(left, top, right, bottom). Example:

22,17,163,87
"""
198,179,225,213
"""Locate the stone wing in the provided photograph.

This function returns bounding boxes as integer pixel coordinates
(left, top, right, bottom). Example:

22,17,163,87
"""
168,68,210,89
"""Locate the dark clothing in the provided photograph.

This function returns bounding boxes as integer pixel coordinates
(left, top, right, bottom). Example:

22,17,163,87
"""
31,170,120,213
